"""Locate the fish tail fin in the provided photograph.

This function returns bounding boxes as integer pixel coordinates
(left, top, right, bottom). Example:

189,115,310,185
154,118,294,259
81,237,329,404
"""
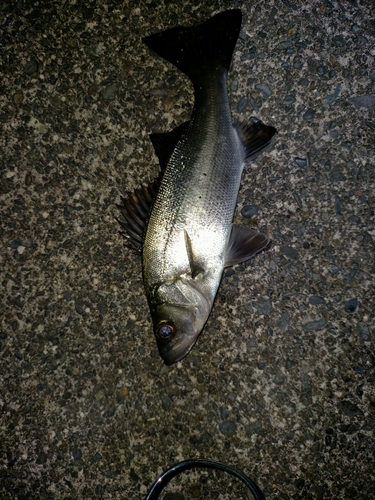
143,9,242,85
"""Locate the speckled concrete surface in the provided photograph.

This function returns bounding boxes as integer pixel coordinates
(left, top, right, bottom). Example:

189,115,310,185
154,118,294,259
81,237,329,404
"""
1,0,374,499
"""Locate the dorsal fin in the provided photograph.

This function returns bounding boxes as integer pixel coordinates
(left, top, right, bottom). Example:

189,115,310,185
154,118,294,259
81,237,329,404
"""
117,122,190,251
116,181,157,251
150,121,190,170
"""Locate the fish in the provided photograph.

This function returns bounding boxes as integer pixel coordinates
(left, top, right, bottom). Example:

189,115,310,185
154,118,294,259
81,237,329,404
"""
117,9,277,365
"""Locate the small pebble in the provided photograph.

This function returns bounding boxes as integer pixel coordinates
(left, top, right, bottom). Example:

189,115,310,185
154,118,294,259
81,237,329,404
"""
283,95,296,105
355,34,368,46
253,296,272,315
326,83,342,105
268,176,281,183
249,97,261,111
368,402,375,416
75,304,84,315
308,296,325,305
356,322,370,341
293,55,303,69
161,395,172,411
24,59,39,75
268,6,278,21
220,407,230,419
25,173,32,186
334,196,341,214
293,192,302,208
106,404,116,417
95,485,105,495
164,493,185,500
120,386,129,397
337,400,363,417
92,452,102,463
286,358,296,370
330,170,346,182
255,83,272,98
280,246,299,260
236,95,248,113
350,95,375,111
72,449,82,460
330,265,340,274
219,421,236,435
280,40,293,49
231,79,238,92
303,108,314,120
62,291,72,301
295,158,307,168
11,239,24,249
344,298,358,313
273,373,286,385
13,92,24,105
275,312,290,331
348,215,360,224
101,83,119,100
353,366,366,375
302,318,327,331
241,205,259,218
332,35,346,47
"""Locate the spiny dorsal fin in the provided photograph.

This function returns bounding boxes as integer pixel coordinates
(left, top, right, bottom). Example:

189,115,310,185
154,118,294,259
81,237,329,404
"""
116,181,157,251
224,224,271,267
235,120,277,163
116,121,190,251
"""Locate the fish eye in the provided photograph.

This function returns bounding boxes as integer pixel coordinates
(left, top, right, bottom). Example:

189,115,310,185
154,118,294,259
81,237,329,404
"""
156,321,175,340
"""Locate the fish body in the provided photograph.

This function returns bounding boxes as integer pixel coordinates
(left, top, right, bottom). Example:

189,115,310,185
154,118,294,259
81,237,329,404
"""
118,10,276,365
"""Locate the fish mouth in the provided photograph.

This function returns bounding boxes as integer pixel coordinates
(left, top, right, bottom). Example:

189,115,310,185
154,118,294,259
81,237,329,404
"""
161,342,196,366
157,329,198,365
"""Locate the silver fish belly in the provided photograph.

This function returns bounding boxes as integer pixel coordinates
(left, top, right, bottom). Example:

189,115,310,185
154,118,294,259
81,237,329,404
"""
117,9,276,365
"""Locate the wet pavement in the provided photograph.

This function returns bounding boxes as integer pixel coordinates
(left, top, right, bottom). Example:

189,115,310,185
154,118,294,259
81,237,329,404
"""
1,0,374,498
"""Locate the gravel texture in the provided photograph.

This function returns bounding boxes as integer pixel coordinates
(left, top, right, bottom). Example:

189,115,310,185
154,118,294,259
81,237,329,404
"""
1,0,374,499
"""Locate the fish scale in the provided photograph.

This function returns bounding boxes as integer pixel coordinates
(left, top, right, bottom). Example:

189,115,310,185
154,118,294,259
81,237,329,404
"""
144,80,240,290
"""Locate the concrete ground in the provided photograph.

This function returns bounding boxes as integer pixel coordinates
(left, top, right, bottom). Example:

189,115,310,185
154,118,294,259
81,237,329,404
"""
1,0,374,498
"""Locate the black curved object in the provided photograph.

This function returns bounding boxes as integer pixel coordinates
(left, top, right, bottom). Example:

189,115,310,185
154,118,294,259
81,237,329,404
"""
145,459,265,499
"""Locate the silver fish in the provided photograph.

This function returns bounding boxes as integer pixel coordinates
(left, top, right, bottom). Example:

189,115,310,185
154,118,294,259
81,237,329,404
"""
118,9,276,365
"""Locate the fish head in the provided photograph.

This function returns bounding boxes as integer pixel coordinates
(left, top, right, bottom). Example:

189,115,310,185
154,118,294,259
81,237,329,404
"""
150,276,212,365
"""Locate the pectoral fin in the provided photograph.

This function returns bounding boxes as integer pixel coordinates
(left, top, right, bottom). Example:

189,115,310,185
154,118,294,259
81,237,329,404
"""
235,120,277,163
184,230,205,280
224,224,271,267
